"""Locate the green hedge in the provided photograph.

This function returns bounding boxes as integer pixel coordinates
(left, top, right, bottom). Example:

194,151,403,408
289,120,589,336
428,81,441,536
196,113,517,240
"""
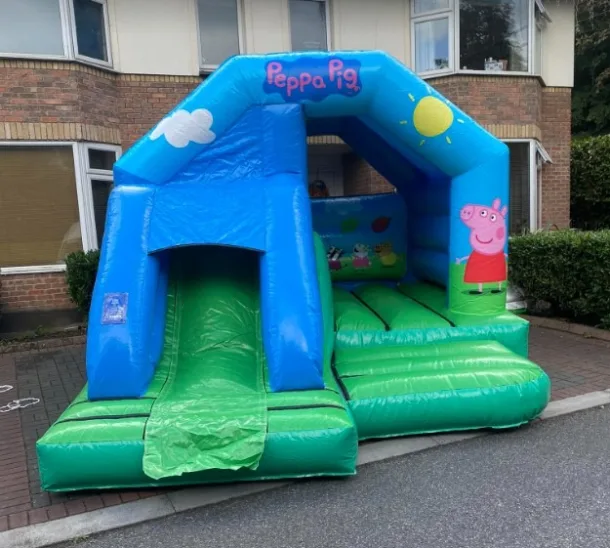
510,230,610,328
65,250,100,315
571,135,610,229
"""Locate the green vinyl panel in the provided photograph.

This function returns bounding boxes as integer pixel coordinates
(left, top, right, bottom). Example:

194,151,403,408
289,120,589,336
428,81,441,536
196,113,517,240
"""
354,284,451,330
333,287,386,332
143,247,267,480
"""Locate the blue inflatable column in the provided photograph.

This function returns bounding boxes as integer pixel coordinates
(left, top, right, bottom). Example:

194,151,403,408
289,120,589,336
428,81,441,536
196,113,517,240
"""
86,185,164,400
259,104,324,392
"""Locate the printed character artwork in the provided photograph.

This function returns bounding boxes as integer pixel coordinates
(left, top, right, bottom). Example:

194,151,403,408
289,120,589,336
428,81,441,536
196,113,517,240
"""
102,293,129,325
309,179,329,199
374,242,397,267
352,243,371,269
456,198,508,295
327,246,344,271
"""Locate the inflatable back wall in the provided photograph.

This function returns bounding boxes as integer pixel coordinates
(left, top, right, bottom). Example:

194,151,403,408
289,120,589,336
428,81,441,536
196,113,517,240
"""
311,194,407,281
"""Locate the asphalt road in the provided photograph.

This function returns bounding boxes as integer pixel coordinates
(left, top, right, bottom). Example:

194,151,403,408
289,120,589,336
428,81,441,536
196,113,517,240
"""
59,407,610,548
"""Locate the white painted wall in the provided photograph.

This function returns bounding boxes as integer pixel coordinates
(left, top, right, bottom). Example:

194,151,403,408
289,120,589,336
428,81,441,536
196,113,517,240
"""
541,0,575,87
108,0,199,75
331,0,410,64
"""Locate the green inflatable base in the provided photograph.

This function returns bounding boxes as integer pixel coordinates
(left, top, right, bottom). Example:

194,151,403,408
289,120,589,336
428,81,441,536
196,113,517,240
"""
37,387,358,492
336,340,551,440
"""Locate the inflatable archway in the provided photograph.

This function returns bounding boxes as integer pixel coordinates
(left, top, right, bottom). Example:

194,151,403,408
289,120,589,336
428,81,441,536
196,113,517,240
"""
37,51,550,492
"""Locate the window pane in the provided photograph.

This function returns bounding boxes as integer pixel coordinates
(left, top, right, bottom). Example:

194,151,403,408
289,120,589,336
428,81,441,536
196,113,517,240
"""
290,0,328,51
91,179,113,246
88,149,115,171
413,0,451,15
0,146,82,267
459,0,529,72
0,0,64,56
414,18,450,73
198,0,240,67
73,0,108,61
508,143,530,234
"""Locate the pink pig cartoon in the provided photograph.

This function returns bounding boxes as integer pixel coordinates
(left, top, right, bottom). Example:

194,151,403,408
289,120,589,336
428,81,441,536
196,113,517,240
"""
456,198,508,294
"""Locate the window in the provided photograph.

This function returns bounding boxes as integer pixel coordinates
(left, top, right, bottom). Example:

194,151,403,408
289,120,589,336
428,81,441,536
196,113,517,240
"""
505,140,551,234
71,0,110,63
197,0,242,70
82,145,120,248
460,0,529,72
0,142,120,272
0,146,82,268
0,0,111,67
507,142,531,234
0,0,65,56
289,0,329,52
412,0,547,76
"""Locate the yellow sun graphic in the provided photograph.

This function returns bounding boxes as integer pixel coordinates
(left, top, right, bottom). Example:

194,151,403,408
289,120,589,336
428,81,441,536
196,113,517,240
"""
399,89,465,146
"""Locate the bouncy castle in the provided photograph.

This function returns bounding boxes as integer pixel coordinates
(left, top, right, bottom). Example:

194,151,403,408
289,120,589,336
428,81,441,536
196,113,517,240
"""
37,51,551,491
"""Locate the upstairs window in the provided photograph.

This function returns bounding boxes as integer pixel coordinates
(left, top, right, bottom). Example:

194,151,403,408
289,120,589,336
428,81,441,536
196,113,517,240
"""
0,0,111,67
197,0,242,71
290,0,329,51
412,0,548,77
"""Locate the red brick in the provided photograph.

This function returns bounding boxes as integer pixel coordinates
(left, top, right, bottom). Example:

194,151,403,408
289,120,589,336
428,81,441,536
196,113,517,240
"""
27,508,48,525
83,495,104,512
101,493,122,507
8,511,28,529
0,516,8,532
64,500,86,516
119,492,140,503
46,504,68,521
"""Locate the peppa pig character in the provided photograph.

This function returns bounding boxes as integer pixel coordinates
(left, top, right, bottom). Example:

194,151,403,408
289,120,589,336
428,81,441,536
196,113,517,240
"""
352,243,371,269
327,246,343,271
456,198,508,294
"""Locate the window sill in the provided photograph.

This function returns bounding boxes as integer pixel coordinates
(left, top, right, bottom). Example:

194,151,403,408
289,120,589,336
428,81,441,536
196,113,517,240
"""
1,264,67,276
421,68,541,80
0,53,116,73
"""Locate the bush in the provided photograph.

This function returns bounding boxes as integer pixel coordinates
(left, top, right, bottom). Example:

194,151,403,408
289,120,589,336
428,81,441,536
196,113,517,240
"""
571,135,610,229
509,230,610,328
65,250,101,315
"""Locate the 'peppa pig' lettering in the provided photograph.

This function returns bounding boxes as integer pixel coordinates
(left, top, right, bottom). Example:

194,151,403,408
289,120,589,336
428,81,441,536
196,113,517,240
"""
263,57,362,102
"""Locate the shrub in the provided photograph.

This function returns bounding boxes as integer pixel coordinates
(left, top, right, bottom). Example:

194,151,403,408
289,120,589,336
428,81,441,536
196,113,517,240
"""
65,250,101,315
509,230,610,328
571,135,610,229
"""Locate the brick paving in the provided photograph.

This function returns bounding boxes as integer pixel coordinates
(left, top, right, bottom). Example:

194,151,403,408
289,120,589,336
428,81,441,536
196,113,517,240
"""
1,326,610,533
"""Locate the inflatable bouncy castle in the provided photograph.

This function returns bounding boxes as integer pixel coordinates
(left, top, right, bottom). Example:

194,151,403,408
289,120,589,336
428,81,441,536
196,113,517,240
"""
37,51,551,491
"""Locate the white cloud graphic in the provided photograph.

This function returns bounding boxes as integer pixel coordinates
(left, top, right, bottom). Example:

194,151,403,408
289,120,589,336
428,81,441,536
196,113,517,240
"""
150,109,216,148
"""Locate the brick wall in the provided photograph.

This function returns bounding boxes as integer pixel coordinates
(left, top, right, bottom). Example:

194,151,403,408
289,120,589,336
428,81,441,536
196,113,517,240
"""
540,88,572,228
342,153,394,196
1,273,71,312
117,76,200,149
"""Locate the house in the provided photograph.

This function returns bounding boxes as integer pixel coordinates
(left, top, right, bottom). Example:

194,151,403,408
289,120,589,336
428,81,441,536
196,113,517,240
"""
0,0,575,331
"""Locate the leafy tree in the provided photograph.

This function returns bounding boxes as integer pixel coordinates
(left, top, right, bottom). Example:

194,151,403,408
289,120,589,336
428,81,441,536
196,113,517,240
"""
572,0,610,136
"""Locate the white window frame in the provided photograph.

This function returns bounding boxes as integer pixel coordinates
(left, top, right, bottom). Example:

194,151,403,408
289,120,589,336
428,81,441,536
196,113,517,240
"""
0,0,112,69
196,0,245,73
0,141,121,276
410,7,455,77
288,0,332,53
67,0,113,68
503,138,552,233
411,0,549,79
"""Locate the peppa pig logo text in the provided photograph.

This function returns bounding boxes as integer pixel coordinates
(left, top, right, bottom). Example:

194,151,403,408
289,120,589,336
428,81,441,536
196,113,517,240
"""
263,57,362,102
